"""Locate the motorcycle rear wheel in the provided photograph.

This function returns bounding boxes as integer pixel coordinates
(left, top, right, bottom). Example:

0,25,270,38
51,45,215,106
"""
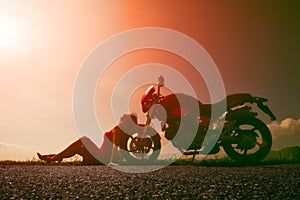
223,117,272,163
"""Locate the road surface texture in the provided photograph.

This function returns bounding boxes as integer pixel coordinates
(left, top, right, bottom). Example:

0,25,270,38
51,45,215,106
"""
1,165,299,199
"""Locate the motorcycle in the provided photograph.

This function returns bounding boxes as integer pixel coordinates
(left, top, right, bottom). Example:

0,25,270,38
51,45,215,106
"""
120,76,276,163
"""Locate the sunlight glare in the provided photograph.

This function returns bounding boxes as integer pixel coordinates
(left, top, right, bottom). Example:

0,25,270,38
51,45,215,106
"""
0,16,19,48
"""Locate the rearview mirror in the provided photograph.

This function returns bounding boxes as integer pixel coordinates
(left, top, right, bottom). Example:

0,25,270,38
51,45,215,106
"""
158,75,164,86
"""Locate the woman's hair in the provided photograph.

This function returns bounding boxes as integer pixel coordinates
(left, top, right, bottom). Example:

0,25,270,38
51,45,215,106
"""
118,113,138,133
119,113,138,125
129,113,137,124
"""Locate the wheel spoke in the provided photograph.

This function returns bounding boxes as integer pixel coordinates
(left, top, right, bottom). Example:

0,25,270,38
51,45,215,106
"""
123,128,160,162
256,141,262,147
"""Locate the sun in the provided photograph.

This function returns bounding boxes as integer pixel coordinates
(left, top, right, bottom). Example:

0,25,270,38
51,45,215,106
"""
0,16,19,48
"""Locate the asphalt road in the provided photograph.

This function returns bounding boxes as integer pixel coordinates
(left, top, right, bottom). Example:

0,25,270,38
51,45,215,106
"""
1,165,299,199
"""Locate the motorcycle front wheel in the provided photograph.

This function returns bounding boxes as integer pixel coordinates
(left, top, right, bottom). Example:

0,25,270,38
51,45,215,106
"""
120,126,161,164
223,117,272,163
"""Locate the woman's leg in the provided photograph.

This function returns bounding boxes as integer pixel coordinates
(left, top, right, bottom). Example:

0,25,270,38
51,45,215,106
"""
37,136,104,164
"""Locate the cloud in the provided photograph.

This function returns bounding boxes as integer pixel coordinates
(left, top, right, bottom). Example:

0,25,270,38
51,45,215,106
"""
268,118,300,150
0,143,36,161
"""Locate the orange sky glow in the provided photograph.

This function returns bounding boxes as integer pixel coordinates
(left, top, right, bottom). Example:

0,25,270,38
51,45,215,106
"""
0,1,299,160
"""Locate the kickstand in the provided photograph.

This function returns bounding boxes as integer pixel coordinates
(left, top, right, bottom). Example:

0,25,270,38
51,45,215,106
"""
191,150,197,162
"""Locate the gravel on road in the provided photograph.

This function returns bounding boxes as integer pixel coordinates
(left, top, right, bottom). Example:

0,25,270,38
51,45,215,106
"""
1,165,299,199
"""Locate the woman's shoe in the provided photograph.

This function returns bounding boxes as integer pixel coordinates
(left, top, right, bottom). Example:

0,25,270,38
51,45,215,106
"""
37,153,63,163
37,153,54,163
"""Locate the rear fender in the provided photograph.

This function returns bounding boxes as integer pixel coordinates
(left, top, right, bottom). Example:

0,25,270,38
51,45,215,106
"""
253,97,276,121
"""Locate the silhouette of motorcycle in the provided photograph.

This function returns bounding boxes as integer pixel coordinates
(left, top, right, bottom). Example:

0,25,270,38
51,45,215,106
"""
121,76,276,163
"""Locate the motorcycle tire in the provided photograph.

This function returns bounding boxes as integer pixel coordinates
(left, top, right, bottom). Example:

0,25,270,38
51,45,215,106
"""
223,117,272,163
119,126,161,165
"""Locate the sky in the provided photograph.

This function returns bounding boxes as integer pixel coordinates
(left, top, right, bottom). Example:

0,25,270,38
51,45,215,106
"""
0,1,299,160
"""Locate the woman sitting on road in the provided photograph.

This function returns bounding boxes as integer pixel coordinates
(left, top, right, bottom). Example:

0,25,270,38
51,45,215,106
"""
37,114,138,165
